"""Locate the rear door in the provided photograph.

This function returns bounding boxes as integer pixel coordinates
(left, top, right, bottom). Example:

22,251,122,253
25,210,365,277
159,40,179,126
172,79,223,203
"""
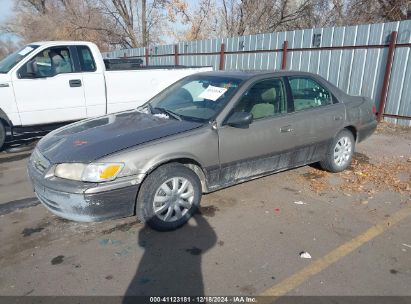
217,77,298,186
285,76,345,162
12,45,87,125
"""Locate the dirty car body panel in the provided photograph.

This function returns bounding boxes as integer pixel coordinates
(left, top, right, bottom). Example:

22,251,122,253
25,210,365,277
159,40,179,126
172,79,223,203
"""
27,70,377,222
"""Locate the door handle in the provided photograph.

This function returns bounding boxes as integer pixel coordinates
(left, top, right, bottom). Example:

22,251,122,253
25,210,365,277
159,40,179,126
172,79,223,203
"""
334,115,343,121
0,83,9,88
280,125,293,133
69,79,82,87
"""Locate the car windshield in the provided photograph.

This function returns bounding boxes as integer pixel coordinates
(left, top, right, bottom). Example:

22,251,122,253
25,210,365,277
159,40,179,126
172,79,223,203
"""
146,75,243,122
0,45,39,74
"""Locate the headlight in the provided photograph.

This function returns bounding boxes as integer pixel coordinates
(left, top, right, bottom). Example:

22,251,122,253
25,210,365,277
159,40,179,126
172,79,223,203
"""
54,163,86,181
54,163,124,182
82,163,124,182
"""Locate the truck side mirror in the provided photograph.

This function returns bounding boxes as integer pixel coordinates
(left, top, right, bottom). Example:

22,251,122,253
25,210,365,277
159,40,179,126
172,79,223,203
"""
26,60,37,77
20,60,38,79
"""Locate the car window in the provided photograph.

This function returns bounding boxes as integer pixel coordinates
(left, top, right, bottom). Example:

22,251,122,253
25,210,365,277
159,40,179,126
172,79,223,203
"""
19,46,74,78
77,46,96,72
148,76,243,122
232,78,286,120
289,77,332,111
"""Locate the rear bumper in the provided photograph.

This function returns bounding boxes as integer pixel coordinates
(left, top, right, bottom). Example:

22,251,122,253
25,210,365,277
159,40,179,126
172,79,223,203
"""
357,119,377,143
27,160,141,222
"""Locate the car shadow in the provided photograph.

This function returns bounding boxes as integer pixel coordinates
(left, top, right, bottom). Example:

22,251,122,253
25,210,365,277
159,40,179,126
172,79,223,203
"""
123,213,217,300
2,130,45,153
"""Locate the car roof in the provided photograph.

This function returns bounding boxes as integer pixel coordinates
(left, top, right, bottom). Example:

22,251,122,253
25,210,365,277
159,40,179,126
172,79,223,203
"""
195,70,323,80
29,41,95,47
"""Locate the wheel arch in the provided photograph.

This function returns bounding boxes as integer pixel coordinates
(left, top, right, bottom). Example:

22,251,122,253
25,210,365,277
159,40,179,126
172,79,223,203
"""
340,125,358,143
144,157,210,193
0,108,12,128
341,125,357,142
133,157,209,216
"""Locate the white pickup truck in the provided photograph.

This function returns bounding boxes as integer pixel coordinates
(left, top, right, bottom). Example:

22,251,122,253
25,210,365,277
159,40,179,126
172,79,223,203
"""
0,41,211,149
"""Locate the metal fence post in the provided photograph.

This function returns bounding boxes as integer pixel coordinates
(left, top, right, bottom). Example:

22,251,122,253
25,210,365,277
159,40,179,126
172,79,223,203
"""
174,45,179,66
281,40,288,70
377,31,397,122
145,47,149,66
219,43,225,70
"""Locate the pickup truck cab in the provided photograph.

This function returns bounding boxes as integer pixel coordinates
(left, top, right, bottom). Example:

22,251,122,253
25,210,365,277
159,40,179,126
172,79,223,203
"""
0,41,211,150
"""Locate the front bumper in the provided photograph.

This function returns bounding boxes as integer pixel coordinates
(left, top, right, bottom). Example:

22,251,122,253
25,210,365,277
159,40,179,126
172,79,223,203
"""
27,156,143,222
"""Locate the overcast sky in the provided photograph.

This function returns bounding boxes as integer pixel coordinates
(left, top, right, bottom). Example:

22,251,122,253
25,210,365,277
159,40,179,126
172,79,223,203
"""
0,0,13,23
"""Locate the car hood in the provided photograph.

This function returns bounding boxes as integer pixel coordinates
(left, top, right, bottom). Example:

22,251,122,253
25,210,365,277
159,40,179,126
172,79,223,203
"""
37,110,204,163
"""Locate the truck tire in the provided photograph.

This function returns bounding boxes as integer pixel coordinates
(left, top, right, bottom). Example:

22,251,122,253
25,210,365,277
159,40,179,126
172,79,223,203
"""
136,163,201,231
320,129,355,173
0,121,6,151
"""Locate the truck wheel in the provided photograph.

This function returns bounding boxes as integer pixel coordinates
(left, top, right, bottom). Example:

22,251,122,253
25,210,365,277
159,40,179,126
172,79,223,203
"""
0,121,6,151
320,129,355,173
136,163,201,231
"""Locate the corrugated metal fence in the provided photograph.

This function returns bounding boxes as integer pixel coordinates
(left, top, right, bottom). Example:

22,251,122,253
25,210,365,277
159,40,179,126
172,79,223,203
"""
103,20,411,126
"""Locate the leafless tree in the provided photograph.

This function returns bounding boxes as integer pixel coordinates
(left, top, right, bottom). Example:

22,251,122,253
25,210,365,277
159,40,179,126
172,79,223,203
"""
165,0,219,41
1,0,166,50
96,0,166,47
0,38,19,59
1,0,409,52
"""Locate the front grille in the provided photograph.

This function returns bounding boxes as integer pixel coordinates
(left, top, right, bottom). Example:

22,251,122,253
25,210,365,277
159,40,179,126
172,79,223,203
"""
31,149,51,174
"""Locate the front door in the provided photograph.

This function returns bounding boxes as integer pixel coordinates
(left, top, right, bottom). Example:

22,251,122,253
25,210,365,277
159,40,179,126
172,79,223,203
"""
12,46,86,126
217,77,298,186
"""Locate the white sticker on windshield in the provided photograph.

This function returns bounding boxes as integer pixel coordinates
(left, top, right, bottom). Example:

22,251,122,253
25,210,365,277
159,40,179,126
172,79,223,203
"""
198,85,227,101
18,46,34,56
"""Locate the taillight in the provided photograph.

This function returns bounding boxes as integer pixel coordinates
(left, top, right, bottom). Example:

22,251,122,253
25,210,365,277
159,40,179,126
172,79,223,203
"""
372,105,377,115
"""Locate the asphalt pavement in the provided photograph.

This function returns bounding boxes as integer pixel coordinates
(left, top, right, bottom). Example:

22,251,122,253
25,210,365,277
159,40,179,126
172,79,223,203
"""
0,125,410,299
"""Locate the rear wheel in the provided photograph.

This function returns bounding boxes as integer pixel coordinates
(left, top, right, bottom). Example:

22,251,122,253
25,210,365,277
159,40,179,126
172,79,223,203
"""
136,163,201,231
320,129,354,173
0,121,6,151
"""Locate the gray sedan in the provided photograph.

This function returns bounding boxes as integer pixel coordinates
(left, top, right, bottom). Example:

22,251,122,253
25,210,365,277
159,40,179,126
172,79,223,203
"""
27,71,377,231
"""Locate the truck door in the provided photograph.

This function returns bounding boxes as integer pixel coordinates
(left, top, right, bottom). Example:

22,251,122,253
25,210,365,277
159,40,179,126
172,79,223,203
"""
12,46,87,125
76,45,106,118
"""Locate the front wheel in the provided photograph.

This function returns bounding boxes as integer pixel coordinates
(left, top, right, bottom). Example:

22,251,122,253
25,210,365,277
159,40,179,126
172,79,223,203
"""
0,121,6,151
136,163,202,231
320,129,355,173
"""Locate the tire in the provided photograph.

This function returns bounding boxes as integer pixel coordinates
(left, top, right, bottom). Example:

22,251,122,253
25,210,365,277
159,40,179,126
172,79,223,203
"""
136,163,202,231
0,121,6,151
320,129,355,173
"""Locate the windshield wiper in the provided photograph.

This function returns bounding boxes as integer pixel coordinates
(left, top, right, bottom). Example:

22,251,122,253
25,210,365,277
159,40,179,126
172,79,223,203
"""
153,107,182,121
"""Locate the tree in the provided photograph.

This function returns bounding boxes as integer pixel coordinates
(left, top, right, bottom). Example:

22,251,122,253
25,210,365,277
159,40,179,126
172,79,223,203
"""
166,0,219,41
1,0,166,50
0,38,19,59
165,0,314,40
1,0,410,51
1,0,126,51
96,0,167,47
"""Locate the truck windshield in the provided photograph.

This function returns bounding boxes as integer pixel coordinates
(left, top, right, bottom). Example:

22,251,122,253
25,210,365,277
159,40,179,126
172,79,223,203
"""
0,45,39,74
147,75,243,122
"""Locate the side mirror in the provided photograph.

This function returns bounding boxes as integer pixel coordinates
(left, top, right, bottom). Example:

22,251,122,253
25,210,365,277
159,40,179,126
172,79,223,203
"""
20,60,38,78
226,111,253,128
